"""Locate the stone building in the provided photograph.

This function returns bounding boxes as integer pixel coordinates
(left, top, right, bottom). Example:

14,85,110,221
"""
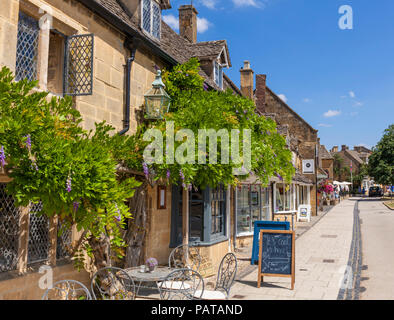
330,145,373,189
319,144,334,183
0,0,246,298
234,61,319,247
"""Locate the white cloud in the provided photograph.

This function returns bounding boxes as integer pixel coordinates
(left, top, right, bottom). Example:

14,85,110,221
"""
232,0,262,8
353,101,363,107
163,15,179,30
278,94,288,103
303,98,311,103
163,15,212,34
324,110,341,118
318,123,333,128
197,17,212,33
349,91,356,98
201,0,217,9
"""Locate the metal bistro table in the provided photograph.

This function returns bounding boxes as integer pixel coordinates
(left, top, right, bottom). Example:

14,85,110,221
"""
124,266,176,299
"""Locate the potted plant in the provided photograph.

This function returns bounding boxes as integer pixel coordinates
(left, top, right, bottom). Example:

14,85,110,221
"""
145,258,158,272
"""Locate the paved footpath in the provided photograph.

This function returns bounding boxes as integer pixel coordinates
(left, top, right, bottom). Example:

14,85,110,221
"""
230,199,356,300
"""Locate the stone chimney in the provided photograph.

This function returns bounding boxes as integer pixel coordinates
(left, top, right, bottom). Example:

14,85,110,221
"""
240,61,254,100
341,145,348,151
255,74,267,113
331,146,338,153
179,5,198,44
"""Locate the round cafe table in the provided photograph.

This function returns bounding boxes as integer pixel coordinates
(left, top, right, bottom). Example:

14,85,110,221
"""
123,266,176,298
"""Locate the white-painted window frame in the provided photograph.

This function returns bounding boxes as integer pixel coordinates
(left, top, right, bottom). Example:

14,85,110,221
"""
141,0,161,41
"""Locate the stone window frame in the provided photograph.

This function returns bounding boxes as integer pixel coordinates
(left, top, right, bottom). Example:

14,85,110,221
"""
141,0,162,41
16,1,93,97
0,183,78,276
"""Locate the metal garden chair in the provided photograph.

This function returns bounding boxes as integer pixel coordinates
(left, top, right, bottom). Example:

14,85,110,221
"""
159,268,204,300
41,280,92,300
91,267,136,300
168,243,202,271
194,252,237,300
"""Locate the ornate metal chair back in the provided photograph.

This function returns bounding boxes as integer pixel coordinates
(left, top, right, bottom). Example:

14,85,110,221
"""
159,268,204,300
91,267,136,300
168,244,202,272
215,253,238,298
41,280,92,300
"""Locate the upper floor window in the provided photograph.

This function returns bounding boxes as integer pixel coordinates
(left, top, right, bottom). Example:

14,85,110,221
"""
142,0,161,40
16,12,40,82
213,61,223,89
15,11,94,96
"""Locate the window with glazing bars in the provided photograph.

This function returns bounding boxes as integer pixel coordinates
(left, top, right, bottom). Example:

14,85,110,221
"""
64,34,94,96
56,220,72,260
142,0,161,40
27,202,49,264
211,185,226,237
15,12,40,82
0,184,20,273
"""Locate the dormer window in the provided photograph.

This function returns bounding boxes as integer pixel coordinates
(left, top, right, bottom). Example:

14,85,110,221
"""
142,0,161,40
213,61,223,89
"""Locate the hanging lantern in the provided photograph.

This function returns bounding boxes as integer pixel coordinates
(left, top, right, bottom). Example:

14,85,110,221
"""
144,70,171,119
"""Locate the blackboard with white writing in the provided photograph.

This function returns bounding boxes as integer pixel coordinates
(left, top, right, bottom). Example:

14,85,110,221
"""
261,232,293,275
257,229,295,290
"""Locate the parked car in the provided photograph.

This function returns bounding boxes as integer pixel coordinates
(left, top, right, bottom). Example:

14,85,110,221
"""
369,186,384,197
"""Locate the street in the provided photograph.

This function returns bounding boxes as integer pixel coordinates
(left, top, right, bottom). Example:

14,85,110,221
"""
359,199,394,299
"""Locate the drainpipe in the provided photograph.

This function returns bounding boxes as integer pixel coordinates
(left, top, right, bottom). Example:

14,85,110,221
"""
119,38,137,135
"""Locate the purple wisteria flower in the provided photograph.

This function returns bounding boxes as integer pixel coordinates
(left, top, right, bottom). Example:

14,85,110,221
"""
30,162,38,172
188,184,192,191
73,201,79,213
243,110,247,114
66,174,72,193
154,65,160,71
166,169,171,179
0,146,5,168
25,134,31,152
276,173,283,181
142,162,149,178
266,130,271,135
114,203,121,222
179,169,185,181
203,83,209,91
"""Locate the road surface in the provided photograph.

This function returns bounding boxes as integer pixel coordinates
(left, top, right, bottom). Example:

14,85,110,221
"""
359,198,394,299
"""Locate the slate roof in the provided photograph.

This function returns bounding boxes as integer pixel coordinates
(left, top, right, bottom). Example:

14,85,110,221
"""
345,150,364,165
81,0,233,92
320,145,333,160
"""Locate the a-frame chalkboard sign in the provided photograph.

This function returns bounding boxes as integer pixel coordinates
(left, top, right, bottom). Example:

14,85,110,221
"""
257,229,295,290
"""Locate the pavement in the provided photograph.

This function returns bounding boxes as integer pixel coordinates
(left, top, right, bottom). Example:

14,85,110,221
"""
230,199,357,300
359,198,394,299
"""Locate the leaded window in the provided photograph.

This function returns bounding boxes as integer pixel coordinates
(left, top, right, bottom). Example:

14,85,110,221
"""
64,34,94,96
27,202,49,264
142,0,161,40
15,12,40,82
56,220,72,260
0,184,20,273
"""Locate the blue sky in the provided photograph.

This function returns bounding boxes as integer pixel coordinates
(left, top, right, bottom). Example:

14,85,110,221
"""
163,0,394,151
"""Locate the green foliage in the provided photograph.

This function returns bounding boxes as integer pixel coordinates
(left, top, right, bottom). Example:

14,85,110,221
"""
119,59,295,189
368,124,394,185
0,67,141,267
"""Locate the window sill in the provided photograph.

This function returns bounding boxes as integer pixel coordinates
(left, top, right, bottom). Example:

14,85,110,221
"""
190,236,228,247
236,232,254,237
